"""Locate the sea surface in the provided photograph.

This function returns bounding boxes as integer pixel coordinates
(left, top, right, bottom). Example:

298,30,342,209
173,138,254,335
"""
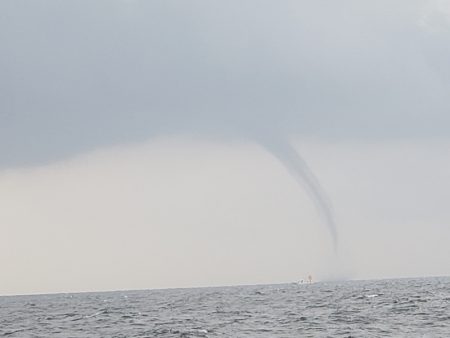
1,277,449,337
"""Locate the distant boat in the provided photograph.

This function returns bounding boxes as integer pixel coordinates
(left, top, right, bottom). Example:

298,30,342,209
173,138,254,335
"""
295,275,313,285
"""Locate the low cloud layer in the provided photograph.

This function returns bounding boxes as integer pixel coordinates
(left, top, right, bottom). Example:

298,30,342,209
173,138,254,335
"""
1,0,450,167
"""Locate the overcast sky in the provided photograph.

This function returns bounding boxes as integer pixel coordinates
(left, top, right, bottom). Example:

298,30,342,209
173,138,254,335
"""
1,0,450,295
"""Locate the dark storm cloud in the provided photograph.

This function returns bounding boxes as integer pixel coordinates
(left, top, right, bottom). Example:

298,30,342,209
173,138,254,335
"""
1,0,449,167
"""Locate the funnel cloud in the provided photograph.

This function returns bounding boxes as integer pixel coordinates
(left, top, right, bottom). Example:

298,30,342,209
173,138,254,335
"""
260,138,338,251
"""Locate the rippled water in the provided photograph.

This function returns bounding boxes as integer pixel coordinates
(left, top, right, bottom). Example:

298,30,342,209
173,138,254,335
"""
1,277,449,337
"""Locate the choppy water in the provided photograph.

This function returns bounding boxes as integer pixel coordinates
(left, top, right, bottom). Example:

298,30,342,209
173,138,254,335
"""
1,277,449,337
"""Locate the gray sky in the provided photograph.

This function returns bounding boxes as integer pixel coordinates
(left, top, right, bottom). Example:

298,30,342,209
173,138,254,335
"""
1,0,450,295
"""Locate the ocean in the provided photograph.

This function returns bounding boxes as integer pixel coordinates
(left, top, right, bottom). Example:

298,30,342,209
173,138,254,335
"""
1,277,449,337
